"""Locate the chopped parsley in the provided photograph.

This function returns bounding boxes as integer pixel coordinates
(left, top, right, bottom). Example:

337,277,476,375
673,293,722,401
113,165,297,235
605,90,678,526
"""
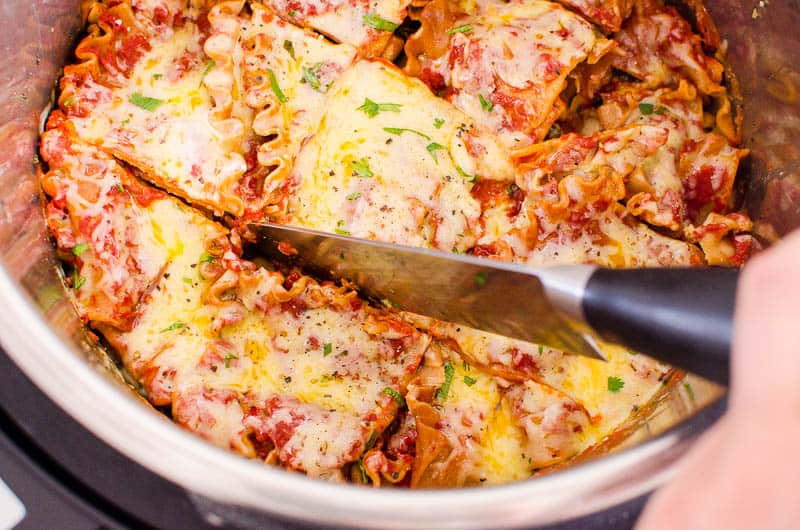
121,118,130,125
654,106,668,115
382,387,405,406
323,342,333,356
160,321,186,333
638,102,654,115
346,192,361,200
63,96,75,107
288,9,298,17
538,344,544,355
152,73,163,80
266,68,287,103
382,127,430,140
479,93,494,112
198,59,216,88
71,243,90,257
506,183,518,197
426,142,446,163
335,220,350,236
32,154,40,164
435,361,455,401
446,24,473,35
283,39,295,59
223,353,238,368
433,117,445,129
301,63,324,92
607,376,625,393
182,277,193,284
362,13,399,32
475,271,488,286
116,183,126,193
348,157,374,178
463,375,477,386
199,252,215,264
72,269,86,290
129,92,164,112
683,382,696,405
456,165,478,183
356,97,402,118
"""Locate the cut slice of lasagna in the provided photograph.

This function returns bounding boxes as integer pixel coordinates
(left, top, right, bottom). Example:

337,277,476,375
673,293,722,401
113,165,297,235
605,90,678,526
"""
60,0,251,216
278,59,514,252
405,0,613,150
41,117,430,479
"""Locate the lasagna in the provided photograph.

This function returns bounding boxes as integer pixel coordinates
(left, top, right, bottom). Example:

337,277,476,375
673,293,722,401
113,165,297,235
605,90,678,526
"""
39,0,749,487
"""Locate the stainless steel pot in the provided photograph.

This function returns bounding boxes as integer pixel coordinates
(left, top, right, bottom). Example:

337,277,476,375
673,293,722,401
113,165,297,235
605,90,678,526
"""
0,0,797,527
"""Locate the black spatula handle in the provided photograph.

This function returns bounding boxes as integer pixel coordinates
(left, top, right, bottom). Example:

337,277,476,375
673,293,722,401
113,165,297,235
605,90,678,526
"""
582,268,738,385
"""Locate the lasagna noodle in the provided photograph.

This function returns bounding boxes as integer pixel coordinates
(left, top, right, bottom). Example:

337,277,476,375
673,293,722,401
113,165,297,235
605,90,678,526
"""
61,1,250,216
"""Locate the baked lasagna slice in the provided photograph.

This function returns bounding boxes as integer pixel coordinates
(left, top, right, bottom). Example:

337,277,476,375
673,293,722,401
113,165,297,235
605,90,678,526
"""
278,59,515,252
60,0,252,216
405,0,613,150
40,118,430,479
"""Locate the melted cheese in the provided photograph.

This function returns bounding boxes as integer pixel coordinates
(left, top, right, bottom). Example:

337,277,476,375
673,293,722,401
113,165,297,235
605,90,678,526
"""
68,25,249,215
418,0,609,149
287,60,513,251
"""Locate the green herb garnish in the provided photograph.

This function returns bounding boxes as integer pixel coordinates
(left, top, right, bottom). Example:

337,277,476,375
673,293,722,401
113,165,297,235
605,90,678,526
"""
152,73,163,80
433,118,445,129
446,24,473,35
683,382,696,404
456,165,478,183
654,106,668,115
182,277,193,284
346,192,361,200
638,102,654,115
475,271,488,286
382,127,431,140
224,353,239,368
335,220,350,236
266,68,287,103
382,387,405,406
479,93,494,112
348,157,374,178
463,375,477,386
160,321,186,333
63,96,75,107
72,269,86,290
357,97,402,118
323,342,332,356
199,252,215,264
426,142,446,163
72,243,90,257
435,361,455,401
129,92,164,112
283,39,295,59
538,344,544,355
301,63,324,92
607,376,625,393
198,59,216,88
362,13,399,31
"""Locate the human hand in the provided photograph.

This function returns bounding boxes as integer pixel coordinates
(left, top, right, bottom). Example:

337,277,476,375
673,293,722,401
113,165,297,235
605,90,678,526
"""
637,229,800,530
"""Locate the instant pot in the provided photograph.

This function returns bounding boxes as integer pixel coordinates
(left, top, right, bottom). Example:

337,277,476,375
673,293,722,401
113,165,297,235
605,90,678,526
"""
0,0,797,528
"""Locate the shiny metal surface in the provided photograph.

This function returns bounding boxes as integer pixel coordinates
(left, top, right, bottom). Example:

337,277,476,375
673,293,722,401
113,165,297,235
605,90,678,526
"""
254,222,605,359
0,0,795,527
